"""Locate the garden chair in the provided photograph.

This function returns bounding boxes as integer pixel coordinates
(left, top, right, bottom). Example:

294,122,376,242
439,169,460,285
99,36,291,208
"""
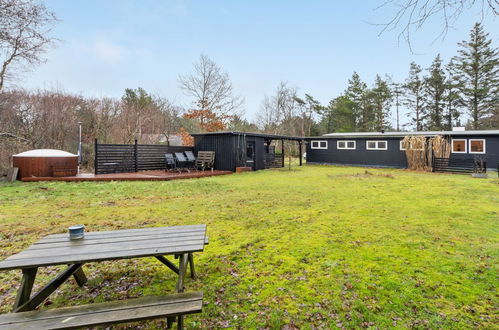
175,152,189,172
184,151,197,169
165,153,177,172
196,151,215,172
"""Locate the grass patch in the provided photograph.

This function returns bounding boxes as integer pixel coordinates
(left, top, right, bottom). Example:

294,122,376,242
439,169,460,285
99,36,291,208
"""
0,165,498,328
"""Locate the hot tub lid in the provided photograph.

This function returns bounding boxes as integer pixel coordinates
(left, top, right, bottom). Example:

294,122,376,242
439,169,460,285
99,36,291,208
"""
13,149,77,158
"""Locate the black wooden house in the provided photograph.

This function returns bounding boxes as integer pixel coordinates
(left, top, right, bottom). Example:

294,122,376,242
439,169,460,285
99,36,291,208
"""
191,132,304,172
305,130,499,171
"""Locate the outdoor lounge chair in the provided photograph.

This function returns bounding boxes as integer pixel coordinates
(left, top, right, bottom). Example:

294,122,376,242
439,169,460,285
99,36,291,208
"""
196,151,215,172
165,153,177,171
175,152,189,172
184,151,196,169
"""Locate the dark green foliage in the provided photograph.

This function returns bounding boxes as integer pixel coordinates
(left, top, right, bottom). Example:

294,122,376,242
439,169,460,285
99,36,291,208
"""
424,55,447,130
369,75,393,131
450,23,499,129
403,62,426,131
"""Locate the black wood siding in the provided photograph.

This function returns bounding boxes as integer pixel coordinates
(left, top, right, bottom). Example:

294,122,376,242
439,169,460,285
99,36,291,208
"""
193,135,236,171
306,138,407,168
306,134,499,170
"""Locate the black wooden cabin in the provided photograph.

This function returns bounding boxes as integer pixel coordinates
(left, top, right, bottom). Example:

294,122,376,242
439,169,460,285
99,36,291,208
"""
191,132,304,172
305,130,499,171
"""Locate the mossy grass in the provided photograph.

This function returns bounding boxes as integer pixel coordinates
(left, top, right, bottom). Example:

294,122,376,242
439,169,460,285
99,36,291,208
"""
0,165,497,328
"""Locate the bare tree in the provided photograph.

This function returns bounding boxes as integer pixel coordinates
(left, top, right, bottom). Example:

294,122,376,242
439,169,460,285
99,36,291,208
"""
257,82,298,135
0,0,58,91
377,0,498,50
178,54,244,124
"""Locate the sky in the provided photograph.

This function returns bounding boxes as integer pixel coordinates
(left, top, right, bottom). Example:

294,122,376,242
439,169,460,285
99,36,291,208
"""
19,0,499,128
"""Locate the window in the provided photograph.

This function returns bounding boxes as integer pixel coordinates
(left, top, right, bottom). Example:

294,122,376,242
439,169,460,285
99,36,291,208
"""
311,140,328,149
451,139,467,153
400,140,423,151
469,139,485,154
366,140,388,150
337,140,356,150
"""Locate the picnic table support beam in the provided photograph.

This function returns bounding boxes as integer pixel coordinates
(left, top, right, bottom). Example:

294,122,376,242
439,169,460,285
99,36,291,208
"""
13,267,38,311
156,256,179,274
14,263,83,313
188,253,196,279
73,267,88,287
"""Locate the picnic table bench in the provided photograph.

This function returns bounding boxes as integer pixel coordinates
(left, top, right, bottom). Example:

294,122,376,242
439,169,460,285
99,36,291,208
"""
0,225,208,329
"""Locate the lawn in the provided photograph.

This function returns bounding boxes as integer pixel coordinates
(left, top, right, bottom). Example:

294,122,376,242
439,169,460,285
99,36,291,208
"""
0,165,497,329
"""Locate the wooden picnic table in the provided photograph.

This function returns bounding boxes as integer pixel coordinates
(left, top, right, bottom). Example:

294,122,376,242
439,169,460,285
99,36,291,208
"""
0,225,208,314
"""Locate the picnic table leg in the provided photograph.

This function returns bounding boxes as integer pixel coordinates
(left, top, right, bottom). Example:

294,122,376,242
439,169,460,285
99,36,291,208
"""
13,267,38,311
175,253,189,329
14,264,83,312
72,266,88,287
188,253,196,279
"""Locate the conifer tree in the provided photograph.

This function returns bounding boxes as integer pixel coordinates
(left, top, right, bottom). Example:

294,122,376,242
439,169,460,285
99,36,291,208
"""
403,62,426,131
345,72,369,131
451,23,499,129
424,54,446,130
370,75,392,131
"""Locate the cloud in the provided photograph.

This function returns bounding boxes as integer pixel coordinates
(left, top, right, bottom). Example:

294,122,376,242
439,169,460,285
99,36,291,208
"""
92,39,127,64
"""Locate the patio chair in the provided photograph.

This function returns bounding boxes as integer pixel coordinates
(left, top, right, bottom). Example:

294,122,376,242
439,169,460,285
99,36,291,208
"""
165,153,176,172
196,151,215,172
184,151,196,169
175,152,189,172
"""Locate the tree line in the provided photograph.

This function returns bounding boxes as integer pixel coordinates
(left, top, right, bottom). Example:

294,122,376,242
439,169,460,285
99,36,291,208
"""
0,0,497,173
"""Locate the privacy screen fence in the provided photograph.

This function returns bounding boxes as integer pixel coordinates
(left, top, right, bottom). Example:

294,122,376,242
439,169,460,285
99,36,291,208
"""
94,139,194,174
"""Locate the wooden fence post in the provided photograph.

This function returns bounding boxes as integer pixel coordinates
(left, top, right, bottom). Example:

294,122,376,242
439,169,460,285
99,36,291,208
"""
299,141,303,166
94,139,98,174
134,139,138,172
281,140,285,168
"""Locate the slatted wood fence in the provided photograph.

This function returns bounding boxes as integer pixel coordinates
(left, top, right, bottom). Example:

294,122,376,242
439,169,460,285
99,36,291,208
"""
432,157,486,174
95,140,193,174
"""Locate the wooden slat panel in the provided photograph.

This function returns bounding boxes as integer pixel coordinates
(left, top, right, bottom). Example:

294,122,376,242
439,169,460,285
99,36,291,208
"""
36,225,206,242
0,244,205,270
0,292,202,329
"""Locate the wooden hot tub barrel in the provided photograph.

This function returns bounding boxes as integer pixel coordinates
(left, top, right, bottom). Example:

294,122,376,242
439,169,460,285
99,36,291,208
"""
12,149,78,179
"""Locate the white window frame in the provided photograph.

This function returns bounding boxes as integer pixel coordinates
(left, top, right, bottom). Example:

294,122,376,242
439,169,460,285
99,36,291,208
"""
337,140,356,150
469,139,486,154
311,140,328,150
366,140,388,151
451,139,467,154
400,140,407,151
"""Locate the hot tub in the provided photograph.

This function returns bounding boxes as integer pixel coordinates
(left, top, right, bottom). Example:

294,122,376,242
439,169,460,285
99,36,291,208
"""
12,149,78,179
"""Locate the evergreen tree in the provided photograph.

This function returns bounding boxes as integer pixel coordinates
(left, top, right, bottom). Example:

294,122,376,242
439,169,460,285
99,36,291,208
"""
345,72,368,131
369,75,392,131
424,54,446,130
443,60,462,130
327,95,356,132
451,22,499,129
403,62,426,131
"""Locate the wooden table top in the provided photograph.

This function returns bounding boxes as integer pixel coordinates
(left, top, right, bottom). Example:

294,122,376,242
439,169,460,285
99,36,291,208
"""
0,225,207,271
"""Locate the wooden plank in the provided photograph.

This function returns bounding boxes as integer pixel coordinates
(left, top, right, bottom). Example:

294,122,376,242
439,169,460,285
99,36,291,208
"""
0,292,202,330
0,244,205,270
155,256,179,274
13,268,37,311
6,168,18,182
176,254,189,293
36,225,206,242
14,264,83,312
27,233,206,251
8,238,206,261
72,267,87,287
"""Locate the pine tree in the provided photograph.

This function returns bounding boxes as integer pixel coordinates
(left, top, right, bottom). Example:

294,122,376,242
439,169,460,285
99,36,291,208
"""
424,54,446,130
403,62,426,131
443,60,462,130
327,95,356,132
451,23,499,129
345,72,368,131
369,75,392,131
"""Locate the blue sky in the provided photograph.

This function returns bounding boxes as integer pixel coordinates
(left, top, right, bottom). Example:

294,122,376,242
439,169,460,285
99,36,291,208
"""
23,0,499,127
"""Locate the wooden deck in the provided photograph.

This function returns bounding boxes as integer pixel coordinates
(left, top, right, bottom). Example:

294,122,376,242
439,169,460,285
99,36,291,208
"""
20,170,232,182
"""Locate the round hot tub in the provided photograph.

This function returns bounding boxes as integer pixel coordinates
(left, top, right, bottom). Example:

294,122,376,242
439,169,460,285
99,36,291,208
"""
13,149,78,179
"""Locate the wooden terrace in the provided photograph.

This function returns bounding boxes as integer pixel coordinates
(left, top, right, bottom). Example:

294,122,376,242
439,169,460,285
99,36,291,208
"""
20,170,232,182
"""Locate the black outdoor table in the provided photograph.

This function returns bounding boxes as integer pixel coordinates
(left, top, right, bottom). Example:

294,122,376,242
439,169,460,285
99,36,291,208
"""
0,225,207,313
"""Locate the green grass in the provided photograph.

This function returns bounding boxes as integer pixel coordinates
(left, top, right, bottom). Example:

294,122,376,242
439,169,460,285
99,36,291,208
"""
0,165,498,329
